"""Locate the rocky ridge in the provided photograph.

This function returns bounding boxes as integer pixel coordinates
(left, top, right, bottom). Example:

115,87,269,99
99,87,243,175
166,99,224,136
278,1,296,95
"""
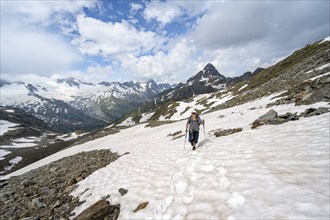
213,40,330,111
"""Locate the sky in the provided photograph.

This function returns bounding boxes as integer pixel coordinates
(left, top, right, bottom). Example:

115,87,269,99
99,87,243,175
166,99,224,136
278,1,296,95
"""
1,0,329,84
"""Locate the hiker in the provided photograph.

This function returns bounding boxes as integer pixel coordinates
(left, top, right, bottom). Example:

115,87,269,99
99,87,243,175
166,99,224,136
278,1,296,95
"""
185,111,205,150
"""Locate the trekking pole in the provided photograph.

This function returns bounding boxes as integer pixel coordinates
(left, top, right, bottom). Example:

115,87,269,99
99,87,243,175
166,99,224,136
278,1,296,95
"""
184,130,187,151
203,121,206,146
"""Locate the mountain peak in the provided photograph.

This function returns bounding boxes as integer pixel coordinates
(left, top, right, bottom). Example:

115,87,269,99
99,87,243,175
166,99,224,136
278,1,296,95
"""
56,78,94,88
203,63,216,70
146,79,157,85
201,63,223,78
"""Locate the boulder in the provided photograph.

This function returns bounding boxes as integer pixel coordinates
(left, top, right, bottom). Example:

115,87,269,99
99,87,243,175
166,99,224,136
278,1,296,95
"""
167,130,182,137
267,118,288,125
133,202,149,213
109,204,120,220
252,109,288,129
75,176,84,182
302,107,330,117
31,198,45,209
118,188,128,196
258,109,278,121
74,199,120,220
63,184,77,193
278,112,299,121
66,177,77,187
21,180,35,188
214,128,243,137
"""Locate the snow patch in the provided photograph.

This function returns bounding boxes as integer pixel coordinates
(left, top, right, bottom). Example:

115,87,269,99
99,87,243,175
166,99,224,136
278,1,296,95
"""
307,72,330,81
0,149,11,160
319,36,330,44
57,132,84,141
140,112,154,123
2,142,37,149
117,117,136,127
316,63,330,71
4,156,23,171
237,84,248,92
206,93,236,109
0,120,20,136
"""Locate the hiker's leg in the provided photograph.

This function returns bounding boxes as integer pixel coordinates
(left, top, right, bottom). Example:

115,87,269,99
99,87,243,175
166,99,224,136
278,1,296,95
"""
188,131,194,146
194,131,199,143
191,131,196,144
191,131,196,150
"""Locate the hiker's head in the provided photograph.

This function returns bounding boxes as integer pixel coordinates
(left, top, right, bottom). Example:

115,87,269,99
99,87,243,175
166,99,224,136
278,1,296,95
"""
191,111,197,119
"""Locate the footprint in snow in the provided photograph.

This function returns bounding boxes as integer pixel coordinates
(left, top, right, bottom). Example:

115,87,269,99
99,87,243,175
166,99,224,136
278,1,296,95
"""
183,192,194,204
190,151,198,156
191,172,198,181
185,164,195,173
226,192,246,209
218,167,228,176
219,177,231,188
201,161,215,172
171,171,184,181
153,196,173,217
176,158,188,164
174,180,187,194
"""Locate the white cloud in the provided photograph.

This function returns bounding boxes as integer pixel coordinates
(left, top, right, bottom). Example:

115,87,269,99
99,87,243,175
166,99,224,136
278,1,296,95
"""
1,24,81,76
0,1,94,76
1,1,95,26
192,1,329,50
143,1,182,25
1,0,328,84
119,39,198,81
187,1,330,76
143,1,210,25
130,3,143,13
86,65,113,76
74,15,163,57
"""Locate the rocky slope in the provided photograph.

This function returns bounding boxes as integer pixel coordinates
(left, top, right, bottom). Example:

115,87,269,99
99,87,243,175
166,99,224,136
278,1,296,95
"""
0,150,120,220
214,38,330,110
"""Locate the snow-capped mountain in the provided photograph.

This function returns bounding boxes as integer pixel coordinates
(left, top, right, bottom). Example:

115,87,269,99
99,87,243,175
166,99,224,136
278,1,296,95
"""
138,63,262,114
0,78,174,132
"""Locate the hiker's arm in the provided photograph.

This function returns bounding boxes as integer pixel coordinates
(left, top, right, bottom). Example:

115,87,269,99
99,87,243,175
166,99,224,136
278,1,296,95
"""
185,118,190,132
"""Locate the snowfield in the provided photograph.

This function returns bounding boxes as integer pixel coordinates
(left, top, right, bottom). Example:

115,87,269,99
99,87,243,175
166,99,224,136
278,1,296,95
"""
4,93,330,219
4,156,23,172
117,117,136,127
0,120,19,136
0,149,11,160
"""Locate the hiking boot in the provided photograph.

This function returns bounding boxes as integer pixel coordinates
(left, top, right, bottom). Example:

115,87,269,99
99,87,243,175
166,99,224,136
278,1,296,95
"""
192,143,196,151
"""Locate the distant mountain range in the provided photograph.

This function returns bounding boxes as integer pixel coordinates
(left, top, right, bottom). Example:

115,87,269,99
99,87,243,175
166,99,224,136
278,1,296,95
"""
0,78,175,132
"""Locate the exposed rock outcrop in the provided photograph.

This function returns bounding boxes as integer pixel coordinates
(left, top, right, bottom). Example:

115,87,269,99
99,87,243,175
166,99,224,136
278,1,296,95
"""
252,107,329,129
214,128,243,137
